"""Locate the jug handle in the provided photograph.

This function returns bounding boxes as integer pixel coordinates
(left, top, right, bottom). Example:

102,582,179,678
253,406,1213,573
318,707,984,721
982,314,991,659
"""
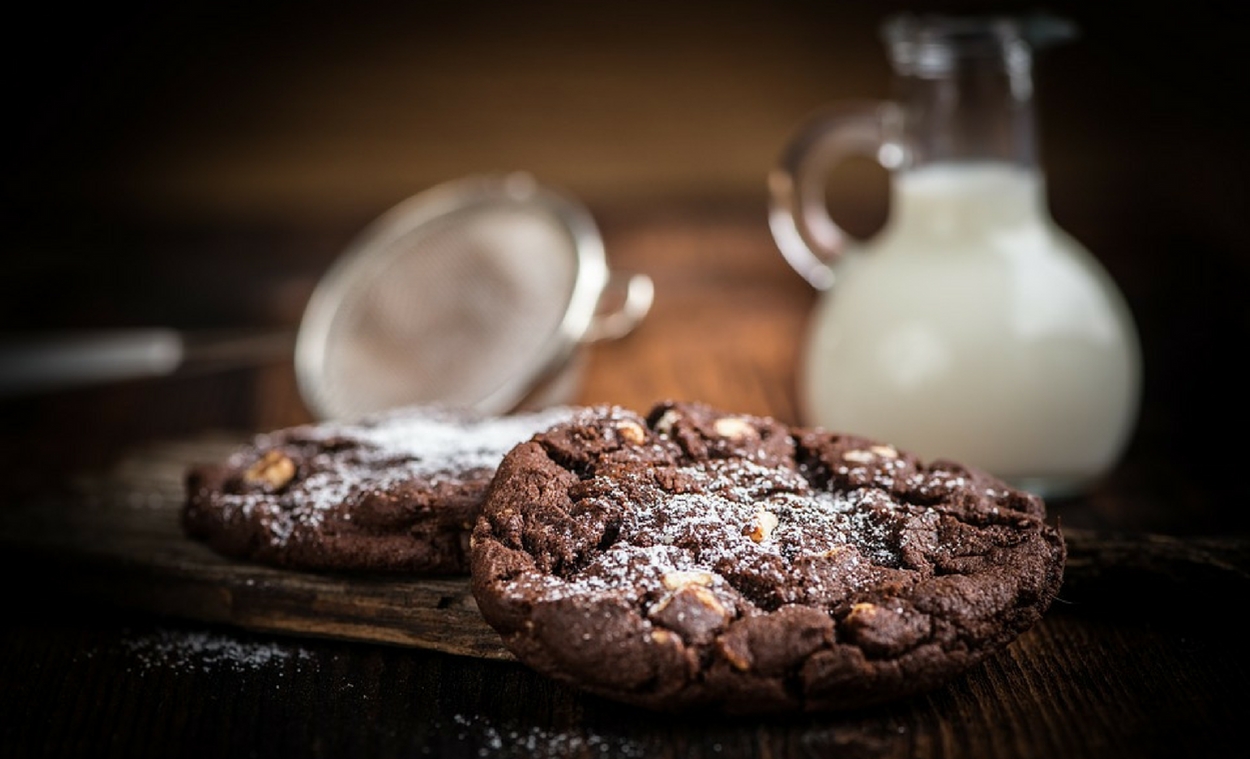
767,101,904,290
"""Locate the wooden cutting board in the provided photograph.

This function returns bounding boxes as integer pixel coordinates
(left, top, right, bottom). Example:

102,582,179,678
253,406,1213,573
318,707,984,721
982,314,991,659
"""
3,433,1247,661
0,434,512,660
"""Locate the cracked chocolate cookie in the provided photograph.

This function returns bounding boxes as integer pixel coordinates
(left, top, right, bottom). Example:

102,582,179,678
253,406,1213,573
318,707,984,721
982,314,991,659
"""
470,400,1066,713
183,405,578,573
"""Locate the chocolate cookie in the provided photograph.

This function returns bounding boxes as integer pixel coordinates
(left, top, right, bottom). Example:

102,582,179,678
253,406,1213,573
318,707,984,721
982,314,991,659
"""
183,405,578,573
470,400,1066,713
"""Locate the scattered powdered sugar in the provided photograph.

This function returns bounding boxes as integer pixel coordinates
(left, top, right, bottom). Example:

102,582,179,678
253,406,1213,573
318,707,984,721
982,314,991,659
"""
217,405,580,546
909,468,970,498
113,627,317,674
321,405,581,476
527,449,933,609
835,454,910,488
444,713,648,758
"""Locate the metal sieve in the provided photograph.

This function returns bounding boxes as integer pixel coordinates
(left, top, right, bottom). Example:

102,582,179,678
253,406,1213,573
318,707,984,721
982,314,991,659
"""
0,173,653,419
295,172,653,419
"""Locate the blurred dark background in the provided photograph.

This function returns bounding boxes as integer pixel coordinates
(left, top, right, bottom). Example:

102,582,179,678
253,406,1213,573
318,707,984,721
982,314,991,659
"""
2,0,1247,527
4,0,1245,219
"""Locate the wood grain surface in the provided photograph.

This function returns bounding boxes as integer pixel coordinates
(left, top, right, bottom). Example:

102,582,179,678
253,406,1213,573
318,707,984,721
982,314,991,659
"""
2,206,1247,759
4,433,1247,666
1,435,512,660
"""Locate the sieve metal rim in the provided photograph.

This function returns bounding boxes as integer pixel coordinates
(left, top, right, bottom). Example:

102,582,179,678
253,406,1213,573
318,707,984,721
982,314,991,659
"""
293,172,609,421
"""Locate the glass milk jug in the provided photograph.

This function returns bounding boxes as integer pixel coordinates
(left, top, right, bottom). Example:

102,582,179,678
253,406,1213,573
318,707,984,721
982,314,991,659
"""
768,13,1141,498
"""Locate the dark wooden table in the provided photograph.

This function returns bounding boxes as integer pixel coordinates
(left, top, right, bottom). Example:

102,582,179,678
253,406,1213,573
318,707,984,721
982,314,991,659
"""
1,199,1247,758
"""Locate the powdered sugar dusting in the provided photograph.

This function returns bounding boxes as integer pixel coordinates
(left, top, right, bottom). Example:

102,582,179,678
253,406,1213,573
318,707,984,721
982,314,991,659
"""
522,443,933,612
113,627,317,674
319,405,581,475
444,713,648,758
214,405,580,547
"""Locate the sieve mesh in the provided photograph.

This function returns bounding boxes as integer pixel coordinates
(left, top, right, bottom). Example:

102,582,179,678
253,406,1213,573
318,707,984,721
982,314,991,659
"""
306,202,580,420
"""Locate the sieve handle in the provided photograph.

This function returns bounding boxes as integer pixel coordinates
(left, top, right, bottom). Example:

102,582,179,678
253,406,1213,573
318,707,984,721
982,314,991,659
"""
0,329,185,397
0,328,296,397
583,271,654,343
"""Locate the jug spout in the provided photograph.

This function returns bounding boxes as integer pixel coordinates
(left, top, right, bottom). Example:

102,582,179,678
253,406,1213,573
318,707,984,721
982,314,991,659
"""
880,11,1075,172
